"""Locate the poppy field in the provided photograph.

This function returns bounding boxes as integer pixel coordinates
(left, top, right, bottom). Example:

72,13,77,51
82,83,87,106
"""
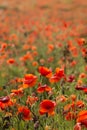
0,0,87,130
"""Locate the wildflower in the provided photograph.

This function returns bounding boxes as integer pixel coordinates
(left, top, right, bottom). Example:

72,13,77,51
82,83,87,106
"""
76,110,87,128
49,68,64,83
48,44,54,52
65,112,76,121
39,59,45,65
63,100,84,114
83,88,87,93
85,65,87,71
70,60,76,67
7,58,15,64
26,95,38,106
0,96,10,103
20,52,33,62
38,66,52,78
37,84,52,93
75,85,86,90
39,99,56,116
23,74,37,87
56,95,67,104
76,100,84,108
79,73,86,78
0,96,14,110
11,88,23,96
47,57,54,63
17,106,32,121
1,43,7,49
32,61,38,66
67,75,75,82
63,104,72,114
76,38,85,46
69,94,76,101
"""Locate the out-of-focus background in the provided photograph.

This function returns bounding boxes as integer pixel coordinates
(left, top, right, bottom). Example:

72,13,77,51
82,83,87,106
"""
0,0,87,37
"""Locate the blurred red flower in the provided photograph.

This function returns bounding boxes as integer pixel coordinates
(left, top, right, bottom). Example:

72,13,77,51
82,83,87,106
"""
23,74,37,87
37,84,52,93
65,112,76,121
49,68,65,83
18,106,32,121
38,66,52,78
76,110,87,128
11,88,23,96
7,58,15,64
26,95,38,106
39,99,56,116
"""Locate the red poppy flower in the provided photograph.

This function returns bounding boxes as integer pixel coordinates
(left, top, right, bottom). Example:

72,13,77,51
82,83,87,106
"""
76,38,85,46
39,99,56,116
18,106,32,121
55,68,64,77
49,75,60,83
79,73,86,78
76,100,84,108
63,100,84,114
23,74,37,87
37,84,52,93
0,96,10,103
0,96,14,110
38,66,52,78
26,95,38,106
67,75,75,82
65,112,76,121
82,88,87,93
1,43,7,51
75,85,87,91
11,88,23,96
77,110,87,128
49,68,64,83
63,104,72,114
7,58,15,64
